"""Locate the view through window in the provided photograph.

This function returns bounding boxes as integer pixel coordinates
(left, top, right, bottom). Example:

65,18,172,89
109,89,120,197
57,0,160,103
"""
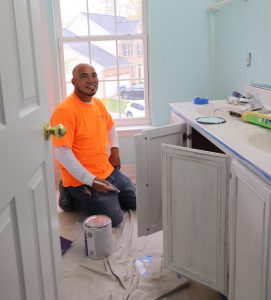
57,0,149,125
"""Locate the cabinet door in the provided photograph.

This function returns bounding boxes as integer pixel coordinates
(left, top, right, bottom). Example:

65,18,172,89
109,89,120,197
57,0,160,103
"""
162,144,229,294
229,160,270,300
135,123,186,236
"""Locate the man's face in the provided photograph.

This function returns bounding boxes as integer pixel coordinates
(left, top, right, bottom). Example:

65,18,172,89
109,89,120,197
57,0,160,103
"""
72,65,99,98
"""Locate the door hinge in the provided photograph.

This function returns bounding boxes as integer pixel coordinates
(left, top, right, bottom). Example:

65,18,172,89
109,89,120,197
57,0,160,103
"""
183,133,192,143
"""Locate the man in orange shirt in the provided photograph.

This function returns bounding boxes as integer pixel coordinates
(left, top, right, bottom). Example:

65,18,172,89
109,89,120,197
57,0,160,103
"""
50,63,136,227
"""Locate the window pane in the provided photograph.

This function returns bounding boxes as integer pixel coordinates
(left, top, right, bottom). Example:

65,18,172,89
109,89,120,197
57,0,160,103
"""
63,42,90,82
116,0,142,34
118,39,144,81
60,0,89,36
90,40,117,72
96,81,126,119
87,0,115,15
120,81,145,119
87,0,116,35
61,0,142,37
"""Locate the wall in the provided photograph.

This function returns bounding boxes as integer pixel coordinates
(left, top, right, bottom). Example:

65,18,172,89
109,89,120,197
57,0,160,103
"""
212,2,271,297
148,0,271,125
215,0,271,98
148,0,212,126
46,1,271,167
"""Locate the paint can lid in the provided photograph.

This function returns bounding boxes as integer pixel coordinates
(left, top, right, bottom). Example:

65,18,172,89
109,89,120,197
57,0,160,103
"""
84,215,111,228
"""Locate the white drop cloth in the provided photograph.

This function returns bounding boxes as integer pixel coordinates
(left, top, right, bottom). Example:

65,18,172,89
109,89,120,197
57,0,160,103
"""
62,211,189,300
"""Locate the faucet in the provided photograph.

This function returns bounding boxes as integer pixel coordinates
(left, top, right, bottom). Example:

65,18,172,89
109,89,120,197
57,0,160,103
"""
212,107,230,117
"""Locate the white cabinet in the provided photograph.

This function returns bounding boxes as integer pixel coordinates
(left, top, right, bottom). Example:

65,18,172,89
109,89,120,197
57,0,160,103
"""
135,123,230,294
135,116,271,299
135,123,186,236
229,160,270,300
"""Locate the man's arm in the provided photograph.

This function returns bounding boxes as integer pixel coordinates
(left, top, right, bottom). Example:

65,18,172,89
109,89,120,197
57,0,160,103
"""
55,146,95,186
108,126,121,169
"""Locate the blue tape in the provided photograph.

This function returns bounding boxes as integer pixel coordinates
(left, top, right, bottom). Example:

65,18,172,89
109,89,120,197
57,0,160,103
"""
192,97,209,105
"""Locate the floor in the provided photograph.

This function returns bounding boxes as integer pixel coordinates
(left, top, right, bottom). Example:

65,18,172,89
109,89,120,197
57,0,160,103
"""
56,180,222,300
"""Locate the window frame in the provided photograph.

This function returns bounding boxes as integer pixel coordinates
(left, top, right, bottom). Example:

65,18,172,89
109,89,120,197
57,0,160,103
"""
54,0,150,127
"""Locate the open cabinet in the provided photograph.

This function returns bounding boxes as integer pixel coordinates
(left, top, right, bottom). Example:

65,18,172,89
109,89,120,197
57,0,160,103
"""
135,123,186,236
135,110,271,299
135,122,230,295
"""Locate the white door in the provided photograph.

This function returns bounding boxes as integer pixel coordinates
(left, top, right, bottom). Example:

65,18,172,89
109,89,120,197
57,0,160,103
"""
0,1,63,299
135,124,186,236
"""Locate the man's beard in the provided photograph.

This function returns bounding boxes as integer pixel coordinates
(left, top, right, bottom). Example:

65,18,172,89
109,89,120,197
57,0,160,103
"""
77,85,97,97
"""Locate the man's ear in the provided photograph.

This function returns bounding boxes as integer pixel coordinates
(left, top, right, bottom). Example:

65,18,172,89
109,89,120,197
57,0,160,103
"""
71,78,75,85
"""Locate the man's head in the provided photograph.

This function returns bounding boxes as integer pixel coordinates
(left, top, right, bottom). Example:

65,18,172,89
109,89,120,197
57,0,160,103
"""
71,64,99,102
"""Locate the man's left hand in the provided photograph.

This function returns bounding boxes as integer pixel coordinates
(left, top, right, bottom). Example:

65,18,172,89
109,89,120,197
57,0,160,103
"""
109,147,121,169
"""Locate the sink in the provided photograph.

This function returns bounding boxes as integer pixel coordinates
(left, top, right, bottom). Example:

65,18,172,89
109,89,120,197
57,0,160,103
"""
248,132,271,153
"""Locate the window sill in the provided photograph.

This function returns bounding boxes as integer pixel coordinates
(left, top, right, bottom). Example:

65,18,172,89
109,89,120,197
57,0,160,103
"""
116,125,154,137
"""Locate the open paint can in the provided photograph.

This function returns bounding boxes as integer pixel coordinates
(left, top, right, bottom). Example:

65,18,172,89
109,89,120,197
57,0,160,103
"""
83,215,113,259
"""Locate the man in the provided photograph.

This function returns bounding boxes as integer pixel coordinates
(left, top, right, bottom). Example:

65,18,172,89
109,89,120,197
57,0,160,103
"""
50,63,136,227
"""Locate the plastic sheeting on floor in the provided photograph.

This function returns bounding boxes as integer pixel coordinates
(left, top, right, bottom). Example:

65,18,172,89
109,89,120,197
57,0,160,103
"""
62,210,189,300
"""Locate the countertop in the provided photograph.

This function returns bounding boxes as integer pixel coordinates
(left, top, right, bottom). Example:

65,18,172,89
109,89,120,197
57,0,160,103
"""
170,100,271,184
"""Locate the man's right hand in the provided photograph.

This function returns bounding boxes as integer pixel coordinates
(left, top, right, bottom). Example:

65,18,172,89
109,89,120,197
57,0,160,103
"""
92,177,117,193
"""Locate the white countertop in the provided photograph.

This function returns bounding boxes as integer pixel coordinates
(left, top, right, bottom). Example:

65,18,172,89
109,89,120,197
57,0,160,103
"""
170,100,271,183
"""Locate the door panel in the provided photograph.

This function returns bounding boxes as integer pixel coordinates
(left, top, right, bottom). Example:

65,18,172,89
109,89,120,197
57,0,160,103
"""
0,202,22,300
162,145,229,294
135,123,186,236
14,0,37,108
229,160,270,300
0,0,63,299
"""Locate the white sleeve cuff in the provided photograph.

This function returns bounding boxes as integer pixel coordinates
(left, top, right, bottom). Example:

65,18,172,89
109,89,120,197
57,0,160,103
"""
55,146,95,186
108,126,119,148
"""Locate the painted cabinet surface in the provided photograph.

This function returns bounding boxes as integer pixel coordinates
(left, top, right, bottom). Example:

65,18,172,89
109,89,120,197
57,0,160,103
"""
229,160,270,300
135,123,185,236
162,144,229,294
135,111,271,299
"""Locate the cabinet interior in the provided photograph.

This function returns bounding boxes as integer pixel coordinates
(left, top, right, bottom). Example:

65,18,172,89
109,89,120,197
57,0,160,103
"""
191,128,225,154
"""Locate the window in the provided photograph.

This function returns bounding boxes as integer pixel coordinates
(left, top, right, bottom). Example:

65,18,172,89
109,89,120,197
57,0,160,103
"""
122,42,132,57
55,0,149,126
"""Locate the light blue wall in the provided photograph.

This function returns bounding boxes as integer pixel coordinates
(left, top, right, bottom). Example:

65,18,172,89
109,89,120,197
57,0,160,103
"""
148,0,271,125
214,2,271,296
215,0,271,98
148,0,212,126
148,1,271,296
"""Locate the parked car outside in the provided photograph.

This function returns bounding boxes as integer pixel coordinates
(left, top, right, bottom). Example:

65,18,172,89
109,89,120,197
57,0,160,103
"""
120,84,144,100
125,99,145,118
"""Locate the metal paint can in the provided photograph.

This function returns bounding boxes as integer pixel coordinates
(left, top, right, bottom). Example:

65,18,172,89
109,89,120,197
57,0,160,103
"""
83,215,113,259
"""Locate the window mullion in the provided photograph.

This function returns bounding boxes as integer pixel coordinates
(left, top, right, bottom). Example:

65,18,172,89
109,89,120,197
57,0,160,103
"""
60,33,147,43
